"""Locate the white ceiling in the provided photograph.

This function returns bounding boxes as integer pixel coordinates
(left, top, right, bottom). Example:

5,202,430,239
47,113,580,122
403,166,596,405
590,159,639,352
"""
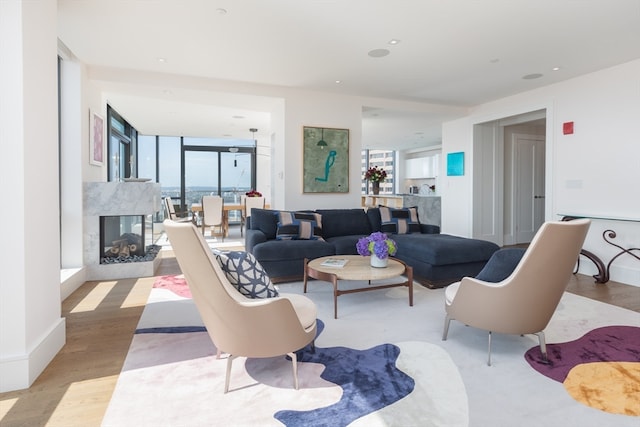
58,0,640,149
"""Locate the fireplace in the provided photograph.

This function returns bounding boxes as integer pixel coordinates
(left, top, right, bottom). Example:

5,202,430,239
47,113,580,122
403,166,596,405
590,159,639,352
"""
100,214,153,263
84,181,162,280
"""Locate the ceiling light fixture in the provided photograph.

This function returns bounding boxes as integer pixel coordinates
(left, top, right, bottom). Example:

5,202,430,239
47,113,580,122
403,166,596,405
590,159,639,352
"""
368,48,390,58
552,67,561,71
522,73,543,80
388,39,400,45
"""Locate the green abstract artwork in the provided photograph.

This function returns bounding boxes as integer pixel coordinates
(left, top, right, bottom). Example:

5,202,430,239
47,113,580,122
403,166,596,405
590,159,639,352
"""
303,126,349,193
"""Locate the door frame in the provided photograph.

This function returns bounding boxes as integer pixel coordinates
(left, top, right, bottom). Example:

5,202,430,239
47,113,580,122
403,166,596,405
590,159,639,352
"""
471,108,551,246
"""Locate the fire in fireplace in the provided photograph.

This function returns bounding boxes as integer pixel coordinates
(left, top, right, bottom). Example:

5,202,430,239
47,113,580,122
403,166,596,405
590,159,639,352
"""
100,215,158,264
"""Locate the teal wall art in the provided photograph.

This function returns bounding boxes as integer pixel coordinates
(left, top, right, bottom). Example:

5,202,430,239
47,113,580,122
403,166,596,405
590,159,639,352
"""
447,151,465,176
303,126,349,193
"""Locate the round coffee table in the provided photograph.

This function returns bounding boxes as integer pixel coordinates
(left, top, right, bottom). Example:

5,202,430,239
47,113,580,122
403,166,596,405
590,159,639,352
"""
304,255,413,319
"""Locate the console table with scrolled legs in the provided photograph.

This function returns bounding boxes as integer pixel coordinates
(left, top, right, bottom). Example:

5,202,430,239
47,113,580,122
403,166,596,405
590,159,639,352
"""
561,214,640,284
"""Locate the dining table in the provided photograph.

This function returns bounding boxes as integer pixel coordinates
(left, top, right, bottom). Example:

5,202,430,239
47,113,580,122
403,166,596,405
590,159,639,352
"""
190,202,269,237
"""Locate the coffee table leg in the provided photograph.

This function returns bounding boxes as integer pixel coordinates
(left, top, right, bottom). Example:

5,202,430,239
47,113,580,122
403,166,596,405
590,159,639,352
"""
407,265,414,306
332,276,339,319
303,258,309,293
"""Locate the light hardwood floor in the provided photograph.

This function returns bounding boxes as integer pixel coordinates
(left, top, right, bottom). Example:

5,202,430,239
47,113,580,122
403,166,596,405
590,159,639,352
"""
1,225,638,426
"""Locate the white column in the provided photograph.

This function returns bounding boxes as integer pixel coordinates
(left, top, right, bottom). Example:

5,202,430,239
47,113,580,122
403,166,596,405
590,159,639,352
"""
0,0,65,392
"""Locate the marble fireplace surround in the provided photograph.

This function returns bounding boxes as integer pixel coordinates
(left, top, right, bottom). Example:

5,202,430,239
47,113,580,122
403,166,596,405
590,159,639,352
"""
83,182,162,280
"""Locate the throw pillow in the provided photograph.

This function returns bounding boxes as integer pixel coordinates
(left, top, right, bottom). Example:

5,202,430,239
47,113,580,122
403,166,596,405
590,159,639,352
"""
379,206,421,234
275,210,324,240
215,251,279,298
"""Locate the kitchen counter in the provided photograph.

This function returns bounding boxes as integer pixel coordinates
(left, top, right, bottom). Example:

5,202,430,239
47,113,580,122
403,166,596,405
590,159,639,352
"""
360,194,441,227
402,194,441,227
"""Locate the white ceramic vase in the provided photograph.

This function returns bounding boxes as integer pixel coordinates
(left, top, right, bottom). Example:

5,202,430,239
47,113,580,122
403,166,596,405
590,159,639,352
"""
370,255,388,268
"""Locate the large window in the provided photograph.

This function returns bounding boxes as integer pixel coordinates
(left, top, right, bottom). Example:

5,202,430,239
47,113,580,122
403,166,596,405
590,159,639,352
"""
137,135,257,219
107,106,137,181
361,149,396,194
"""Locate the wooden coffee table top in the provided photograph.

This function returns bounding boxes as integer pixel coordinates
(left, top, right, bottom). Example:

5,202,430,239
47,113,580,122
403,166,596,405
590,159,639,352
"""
307,255,405,281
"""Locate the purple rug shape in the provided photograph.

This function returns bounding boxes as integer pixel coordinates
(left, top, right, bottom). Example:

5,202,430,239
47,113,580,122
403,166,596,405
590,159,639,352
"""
265,320,415,427
525,325,640,382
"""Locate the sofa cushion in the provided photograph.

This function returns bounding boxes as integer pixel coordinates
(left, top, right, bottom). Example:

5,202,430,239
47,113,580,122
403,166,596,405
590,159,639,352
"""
475,248,526,282
325,235,364,255
379,206,421,234
215,251,279,298
316,209,372,239
252,239,335,261
367,207,383,232
394,233,499,266
276,211,323,240
250,208,279,239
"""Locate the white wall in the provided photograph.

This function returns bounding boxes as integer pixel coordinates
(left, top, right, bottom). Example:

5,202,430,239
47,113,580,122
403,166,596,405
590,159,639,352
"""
279,91,363,211
442,59,640,286
0,0,66,392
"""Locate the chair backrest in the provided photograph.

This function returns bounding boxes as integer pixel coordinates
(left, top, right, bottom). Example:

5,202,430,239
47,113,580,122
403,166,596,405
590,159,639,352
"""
451,219,591,335
201,195,223,226
163,220,312,357
164,197,177,220
244,196,266,218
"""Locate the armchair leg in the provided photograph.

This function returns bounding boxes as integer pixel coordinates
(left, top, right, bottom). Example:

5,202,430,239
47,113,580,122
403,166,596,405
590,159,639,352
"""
287,352,299,390
487,331,492,366
224,354,238,393
442,314,452,340
535,331,548,362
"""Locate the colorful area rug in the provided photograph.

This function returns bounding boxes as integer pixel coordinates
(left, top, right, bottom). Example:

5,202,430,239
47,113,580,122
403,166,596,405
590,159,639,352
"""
102,275,639,427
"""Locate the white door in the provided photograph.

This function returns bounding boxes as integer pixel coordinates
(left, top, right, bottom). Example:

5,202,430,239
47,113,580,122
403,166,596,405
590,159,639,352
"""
513,134,545,243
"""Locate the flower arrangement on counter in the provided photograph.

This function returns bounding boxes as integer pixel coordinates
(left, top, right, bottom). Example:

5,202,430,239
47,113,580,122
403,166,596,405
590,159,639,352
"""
245,189,262,197
364,166,387,183
356,232,397,259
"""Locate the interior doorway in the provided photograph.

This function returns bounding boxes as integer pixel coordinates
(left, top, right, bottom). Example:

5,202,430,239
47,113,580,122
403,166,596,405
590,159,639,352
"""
472,110,547,246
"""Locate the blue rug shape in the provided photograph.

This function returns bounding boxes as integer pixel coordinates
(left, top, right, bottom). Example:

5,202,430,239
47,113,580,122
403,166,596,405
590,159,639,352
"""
135,326,207,334
271,320,415,427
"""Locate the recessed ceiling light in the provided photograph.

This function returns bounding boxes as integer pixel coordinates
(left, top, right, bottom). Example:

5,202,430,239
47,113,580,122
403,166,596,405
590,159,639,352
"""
522,73,543,80
335,80,342,84
552,67,561,71
157,57,167,63
388,39,400,45
368,48,390,58
216,8,227,15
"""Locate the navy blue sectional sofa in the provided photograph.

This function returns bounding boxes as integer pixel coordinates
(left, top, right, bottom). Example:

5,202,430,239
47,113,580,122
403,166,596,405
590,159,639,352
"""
245,207,500,288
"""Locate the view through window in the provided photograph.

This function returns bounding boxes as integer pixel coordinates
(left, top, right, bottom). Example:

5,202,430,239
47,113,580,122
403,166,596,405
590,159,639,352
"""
361,149,396,194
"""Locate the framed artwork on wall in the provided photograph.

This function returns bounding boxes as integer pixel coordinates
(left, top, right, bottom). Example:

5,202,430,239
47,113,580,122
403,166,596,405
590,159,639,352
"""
90,109,104,166
447,151,465,176
302,126,349,193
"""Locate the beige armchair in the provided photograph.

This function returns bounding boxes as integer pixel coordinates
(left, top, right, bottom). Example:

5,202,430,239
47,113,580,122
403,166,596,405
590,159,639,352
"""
163,220,317,392
442,219,590,365
241,196,266,237
201,195,224,240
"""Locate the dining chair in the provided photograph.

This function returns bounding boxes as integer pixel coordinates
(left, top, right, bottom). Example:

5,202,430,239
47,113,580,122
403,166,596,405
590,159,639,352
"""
201,195,225,241
164,197,193,223
241,196,266,237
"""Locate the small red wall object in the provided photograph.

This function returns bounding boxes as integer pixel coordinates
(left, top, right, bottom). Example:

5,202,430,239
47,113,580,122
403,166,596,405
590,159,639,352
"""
563,122,574,135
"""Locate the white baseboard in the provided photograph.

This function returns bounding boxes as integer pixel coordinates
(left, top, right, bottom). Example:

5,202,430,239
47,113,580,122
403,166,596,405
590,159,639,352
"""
61,267,86,301
0,318,66,392
577,262,640,288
